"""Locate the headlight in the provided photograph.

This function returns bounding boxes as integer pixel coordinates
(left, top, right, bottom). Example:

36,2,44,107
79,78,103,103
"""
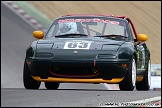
102,45,120,51
37,43,53,49
35,53,53,58
97,54,117,59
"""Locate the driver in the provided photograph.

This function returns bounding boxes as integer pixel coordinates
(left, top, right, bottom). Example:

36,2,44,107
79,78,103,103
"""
57,22,77,35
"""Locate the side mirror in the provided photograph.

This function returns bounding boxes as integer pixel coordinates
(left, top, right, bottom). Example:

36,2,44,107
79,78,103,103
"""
137,34,148,42
33,31,44,39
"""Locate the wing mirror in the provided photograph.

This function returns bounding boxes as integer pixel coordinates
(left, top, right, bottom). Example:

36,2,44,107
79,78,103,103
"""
137,34,148,42
33,31,44,39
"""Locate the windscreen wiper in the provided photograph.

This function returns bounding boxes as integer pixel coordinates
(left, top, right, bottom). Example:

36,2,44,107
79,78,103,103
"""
94,34,128,38
55,33,88,37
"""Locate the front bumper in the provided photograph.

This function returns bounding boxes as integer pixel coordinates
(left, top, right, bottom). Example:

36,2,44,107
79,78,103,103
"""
27,58,131,83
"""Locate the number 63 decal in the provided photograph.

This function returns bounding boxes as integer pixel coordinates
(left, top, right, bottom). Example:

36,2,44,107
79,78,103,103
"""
64,41,92,49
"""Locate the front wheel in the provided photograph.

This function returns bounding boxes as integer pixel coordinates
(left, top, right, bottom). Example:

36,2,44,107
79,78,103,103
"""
136,60,151,90
45,82,60,89
23,60,41,89
119,56,136,91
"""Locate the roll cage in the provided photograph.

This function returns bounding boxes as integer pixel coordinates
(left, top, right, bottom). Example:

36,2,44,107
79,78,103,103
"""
60,14,138,39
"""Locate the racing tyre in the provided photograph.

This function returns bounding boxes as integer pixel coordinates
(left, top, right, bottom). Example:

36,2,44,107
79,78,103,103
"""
23,60,41,89
45,82,60,89
136,59,151,90
119,56,136,91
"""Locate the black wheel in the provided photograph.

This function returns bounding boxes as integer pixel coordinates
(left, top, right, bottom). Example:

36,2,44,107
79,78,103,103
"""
119,56,136,91
136,60,151,90
45,82,60,89
23,60,41,89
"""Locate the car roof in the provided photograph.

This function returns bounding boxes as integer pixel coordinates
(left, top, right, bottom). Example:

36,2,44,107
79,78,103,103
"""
60,14,128,20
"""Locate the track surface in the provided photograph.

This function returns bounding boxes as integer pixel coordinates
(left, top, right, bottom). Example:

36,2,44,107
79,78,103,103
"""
1,88,161,107
1,2,161,107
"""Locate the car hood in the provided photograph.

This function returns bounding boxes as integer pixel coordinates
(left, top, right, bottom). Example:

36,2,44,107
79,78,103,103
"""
37,37,125,51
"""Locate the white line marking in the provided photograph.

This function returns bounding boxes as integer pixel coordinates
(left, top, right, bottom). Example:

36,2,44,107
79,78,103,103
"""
127,96,161,103
102,83,113,90
103,83,119,90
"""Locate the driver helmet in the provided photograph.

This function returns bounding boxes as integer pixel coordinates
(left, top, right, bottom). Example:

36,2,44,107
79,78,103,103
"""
58,22,77,35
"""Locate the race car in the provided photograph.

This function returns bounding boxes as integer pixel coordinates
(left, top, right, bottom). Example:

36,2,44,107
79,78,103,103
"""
23,14,151,91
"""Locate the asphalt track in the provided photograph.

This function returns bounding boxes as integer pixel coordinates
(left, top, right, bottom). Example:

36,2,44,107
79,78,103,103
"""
1,3,161,107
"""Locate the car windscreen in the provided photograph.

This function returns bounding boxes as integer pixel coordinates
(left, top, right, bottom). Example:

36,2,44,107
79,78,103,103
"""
45,16,130,40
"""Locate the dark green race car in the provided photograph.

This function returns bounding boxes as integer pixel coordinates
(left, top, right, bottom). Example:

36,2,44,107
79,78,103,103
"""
23,14,151,91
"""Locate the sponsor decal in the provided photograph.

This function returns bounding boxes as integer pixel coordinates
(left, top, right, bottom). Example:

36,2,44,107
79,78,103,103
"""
58,18,119,25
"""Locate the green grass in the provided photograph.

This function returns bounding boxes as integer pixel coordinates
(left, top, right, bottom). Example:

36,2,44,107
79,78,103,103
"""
13,1,52,29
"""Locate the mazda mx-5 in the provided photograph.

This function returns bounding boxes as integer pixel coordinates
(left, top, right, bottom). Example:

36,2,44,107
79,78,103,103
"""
23,14,151,91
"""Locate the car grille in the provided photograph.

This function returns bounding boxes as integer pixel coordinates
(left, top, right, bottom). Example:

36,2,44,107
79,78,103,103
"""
49,67,100,77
